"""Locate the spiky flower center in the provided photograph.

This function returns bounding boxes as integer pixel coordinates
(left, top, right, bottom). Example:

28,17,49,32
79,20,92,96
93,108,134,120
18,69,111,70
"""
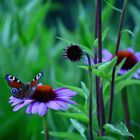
32,85,56,102
64,44,83,62
117,51,138,69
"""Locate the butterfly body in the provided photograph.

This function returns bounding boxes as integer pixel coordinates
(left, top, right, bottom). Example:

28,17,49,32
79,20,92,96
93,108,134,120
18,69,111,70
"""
5,72,43,99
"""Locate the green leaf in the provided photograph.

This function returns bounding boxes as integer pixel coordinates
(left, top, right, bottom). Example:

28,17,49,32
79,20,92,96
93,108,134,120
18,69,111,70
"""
94,27,110,46
115,58,126,76
104,122,134,138
92,57,117,81
81,81,88,98
26,1,51,42
104,0,122,12
56,112,89,123
49,131,84,140
121,29,134,37
115,79,140,94
70,119,87,140
117,62,140,81
96,136,117,140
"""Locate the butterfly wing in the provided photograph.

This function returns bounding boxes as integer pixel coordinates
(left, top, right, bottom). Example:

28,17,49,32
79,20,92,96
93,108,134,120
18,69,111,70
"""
5,74,25,99
5,74,24,88
30,72,43,87
25,72,43,98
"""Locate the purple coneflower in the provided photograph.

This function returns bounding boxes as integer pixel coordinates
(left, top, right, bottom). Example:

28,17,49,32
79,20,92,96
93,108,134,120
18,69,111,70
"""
86,48,140,79
103,48,140,79
9,85,77,116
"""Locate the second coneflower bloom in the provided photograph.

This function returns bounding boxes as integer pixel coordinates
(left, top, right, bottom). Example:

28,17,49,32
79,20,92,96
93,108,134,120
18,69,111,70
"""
103,48,140,79
85,48,140,79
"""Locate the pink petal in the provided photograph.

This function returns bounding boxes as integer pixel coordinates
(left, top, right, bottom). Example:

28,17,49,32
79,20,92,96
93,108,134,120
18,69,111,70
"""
31,102,40,114
11,100,24,106
38,103,48,116
54,100,69,110
127,48,134,53
26,103,34,114
46,101,61,110
54,88,77,97
135,52,140,61
102,49,113,62
24,99,34,105
13,103,25,112
57,98,77,105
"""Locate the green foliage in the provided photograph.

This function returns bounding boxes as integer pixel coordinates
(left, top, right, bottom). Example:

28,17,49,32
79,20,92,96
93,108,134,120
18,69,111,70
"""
104,122,134,138
49,131,84,140
1,0,140,140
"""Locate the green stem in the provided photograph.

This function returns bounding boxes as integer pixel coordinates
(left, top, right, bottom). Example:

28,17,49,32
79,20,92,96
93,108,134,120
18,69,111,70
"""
108,0,127,124
85,52,94,140
43,115,49,140
122,88,133,140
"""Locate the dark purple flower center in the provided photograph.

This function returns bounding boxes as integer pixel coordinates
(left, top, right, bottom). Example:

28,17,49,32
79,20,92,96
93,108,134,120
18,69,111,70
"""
117,51,138,69
64,44,83,62
32,85,56,102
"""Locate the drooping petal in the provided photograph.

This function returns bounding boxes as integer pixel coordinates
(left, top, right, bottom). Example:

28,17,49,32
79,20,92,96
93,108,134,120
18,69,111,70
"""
9,96,22,103
133,73,140,79
54,100,69,110
85,56,94,65
13,103,25,112
102,50,113,62
57,98,77,105
119,69,127,75
31,102,40,114
46,101,61,110
11,99,24,106
54,88,77,97
135,52,140,61
26,103,34,114
127,47,134,53
24,99,34,105
38,103,48,116
9,96,15,100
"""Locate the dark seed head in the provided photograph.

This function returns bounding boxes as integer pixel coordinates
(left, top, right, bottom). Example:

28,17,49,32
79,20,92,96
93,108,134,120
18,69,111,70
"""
117,51,138,70
64,44,83,62
32,85,56,102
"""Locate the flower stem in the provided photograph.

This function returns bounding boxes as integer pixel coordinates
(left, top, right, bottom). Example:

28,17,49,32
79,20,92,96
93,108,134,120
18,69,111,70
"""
122,88,132,140
94,1,101,131
96,0,105,135
43,115,49,140
85,52,94,140
108,0,127,124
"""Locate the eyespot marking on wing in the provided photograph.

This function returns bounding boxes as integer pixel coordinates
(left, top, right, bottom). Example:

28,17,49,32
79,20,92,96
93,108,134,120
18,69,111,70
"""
35,72,43,80
11,88,19,95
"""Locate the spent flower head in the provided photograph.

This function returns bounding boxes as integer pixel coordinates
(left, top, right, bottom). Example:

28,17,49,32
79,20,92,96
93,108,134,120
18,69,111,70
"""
64,44,83,62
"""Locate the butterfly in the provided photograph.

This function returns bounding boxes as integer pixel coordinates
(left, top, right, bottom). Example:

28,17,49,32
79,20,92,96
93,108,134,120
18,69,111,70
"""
5,72,43,99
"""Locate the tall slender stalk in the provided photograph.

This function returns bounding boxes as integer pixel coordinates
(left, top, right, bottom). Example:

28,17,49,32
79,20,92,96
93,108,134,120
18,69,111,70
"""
122,88,132,140
96,0,105,135
43,115,49,140
94,1,101,130
85,52,94,140
108,0,127,123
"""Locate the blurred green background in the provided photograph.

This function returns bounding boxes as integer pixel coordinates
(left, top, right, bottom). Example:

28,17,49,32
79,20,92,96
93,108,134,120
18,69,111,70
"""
0,0,140,140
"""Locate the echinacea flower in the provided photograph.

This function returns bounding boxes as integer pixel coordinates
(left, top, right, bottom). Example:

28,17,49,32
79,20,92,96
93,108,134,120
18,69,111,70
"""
103,48,140,79
9,85,77,116
64,44,83,62
86,48,140,79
